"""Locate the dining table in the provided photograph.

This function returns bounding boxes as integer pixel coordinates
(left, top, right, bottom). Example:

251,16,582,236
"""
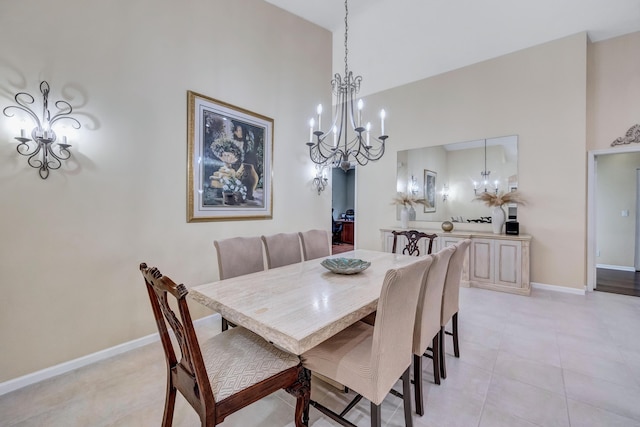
189,249,424,355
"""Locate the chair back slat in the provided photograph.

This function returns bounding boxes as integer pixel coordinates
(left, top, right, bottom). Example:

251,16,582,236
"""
369,256,432,403
392,230,437,256
261,233,303,269
413,246,455,355
441,239,471,324
298,229,330,260
214,236,265,279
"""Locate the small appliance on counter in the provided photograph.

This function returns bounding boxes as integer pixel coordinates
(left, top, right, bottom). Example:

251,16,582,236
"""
505,215,519,235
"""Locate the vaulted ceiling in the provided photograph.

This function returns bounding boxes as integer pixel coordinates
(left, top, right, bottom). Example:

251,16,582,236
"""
265,0,640,95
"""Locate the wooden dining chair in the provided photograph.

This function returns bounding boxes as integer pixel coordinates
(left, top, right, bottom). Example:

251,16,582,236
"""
302,257,433,427
439,239,471,380
412,245,455,416
261,232,303,269
139,263,310,427
298,229,330,260
392,230,438,256
214,236,265,331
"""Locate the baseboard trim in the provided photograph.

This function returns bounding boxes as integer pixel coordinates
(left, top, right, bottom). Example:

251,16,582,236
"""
0,313,220,397
531,282,586,295
596,264,636,272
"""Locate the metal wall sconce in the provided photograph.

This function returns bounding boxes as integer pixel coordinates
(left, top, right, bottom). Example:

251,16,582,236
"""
3,81,81,179
312,165,328,195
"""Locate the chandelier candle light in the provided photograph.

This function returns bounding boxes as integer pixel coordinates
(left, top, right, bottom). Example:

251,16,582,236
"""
473,139,499,195
306,0,388,172
3,81,80,179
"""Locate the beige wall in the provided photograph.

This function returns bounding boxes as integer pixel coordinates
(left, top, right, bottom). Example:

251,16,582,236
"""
357,33,589,290
0,0,331,382
588,31,640,150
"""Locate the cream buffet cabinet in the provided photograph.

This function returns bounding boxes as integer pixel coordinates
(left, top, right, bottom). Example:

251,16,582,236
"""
380,228,532,295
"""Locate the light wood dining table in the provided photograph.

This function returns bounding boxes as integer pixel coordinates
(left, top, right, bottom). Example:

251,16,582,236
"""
190,249,423,355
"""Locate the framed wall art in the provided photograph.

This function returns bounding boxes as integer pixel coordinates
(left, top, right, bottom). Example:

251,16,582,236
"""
423,169,436,213
187,91,273,222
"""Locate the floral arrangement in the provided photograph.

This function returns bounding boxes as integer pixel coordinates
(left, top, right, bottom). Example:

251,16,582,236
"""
391,192,431,209
474,190,526,207
221,176,247,199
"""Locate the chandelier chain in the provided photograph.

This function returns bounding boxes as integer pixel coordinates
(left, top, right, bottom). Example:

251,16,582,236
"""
344,0,349,77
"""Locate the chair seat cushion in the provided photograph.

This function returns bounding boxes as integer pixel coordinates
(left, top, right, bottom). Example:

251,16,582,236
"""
301,321,383,404
200,326,300,401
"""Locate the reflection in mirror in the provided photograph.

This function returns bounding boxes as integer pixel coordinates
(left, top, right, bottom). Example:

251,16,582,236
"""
396,135,518,223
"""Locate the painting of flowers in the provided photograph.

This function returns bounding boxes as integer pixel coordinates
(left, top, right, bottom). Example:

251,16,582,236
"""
188,91,273,221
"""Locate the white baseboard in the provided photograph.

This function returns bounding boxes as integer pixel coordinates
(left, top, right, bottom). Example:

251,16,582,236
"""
596,264,636,272
531,282,586,295
0,313,220,397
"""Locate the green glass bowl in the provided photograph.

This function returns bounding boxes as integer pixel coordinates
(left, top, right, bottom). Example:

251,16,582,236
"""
321,258,371,275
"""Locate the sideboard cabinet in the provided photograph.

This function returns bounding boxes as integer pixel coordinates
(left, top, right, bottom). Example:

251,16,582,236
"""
380,228,531,295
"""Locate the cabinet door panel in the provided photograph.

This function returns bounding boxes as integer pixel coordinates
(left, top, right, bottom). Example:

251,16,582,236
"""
470,239,494,282
495,241,522,287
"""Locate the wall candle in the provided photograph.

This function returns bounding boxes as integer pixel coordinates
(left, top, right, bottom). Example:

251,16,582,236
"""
357,99,363,126
20,129,26,138
333,125,337,147
380,109,386,135
366,122,371,145
309,118,314,142
316,104,322,131
63,136,68,144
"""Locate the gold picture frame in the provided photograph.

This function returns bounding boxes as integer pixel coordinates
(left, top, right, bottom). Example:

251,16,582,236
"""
187,91,273,222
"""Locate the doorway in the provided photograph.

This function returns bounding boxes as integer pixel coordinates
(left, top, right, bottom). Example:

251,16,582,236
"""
332,166,356,253
587,146,640,295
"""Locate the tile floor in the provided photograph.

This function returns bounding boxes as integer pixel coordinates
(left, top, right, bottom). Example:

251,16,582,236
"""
2,286,640,427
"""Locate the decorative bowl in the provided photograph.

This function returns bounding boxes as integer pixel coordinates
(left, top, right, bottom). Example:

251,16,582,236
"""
321,258,371,275
441,220,454,232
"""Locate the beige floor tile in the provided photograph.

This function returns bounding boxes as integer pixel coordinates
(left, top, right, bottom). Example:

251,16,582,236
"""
563,370,640,422
485,373,569,427
479,403,540,427
493,351,565,395
567,399,640,427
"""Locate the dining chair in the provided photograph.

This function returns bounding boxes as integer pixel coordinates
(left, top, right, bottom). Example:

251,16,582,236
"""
392,230,438,256
139,263,310,427
302,256,433,427
412,245,455,416
438,239,471,380
261,232,303,269
214,236,265,331
298,229,331,260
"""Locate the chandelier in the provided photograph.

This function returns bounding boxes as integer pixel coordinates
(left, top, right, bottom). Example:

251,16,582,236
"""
473,139,498,195
306,0,388,172
3,81,81,179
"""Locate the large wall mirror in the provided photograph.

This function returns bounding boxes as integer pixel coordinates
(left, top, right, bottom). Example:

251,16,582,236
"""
396,135,518,223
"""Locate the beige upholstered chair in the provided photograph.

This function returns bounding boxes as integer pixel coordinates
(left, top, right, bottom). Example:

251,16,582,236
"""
298,229,330,260
302,256,433,427
214,236,265,331
439,239,471,380
412,245,455,416
139,263,310,427
261,232,303,269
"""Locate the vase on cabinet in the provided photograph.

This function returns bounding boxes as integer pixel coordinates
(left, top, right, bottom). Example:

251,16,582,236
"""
491,206,506,234
400,207,409,229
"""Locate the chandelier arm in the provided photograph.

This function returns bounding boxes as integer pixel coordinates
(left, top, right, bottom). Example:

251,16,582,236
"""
44,143,67,167
16,140,38,157
3,99,41,130
26,144,45,170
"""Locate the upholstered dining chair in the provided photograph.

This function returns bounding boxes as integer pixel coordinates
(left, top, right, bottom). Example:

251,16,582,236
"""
439,239,471,380
261,232,303,269
392,230,438,256
412,245,455,416
302,256,433,427
139,263,310,427
298,229,331,260
214,236,264,331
